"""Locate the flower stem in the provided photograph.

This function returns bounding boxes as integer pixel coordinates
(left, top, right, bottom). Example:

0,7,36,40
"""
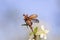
29,25,37,40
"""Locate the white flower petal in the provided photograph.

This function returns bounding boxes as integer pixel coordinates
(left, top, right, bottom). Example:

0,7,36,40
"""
45,30,49,33
41,25,44,30
44,36,47,39
29,39,31,40
32,39,35,40
40,34,44,38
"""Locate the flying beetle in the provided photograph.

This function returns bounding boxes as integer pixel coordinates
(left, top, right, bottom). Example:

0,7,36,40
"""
22,14,39,31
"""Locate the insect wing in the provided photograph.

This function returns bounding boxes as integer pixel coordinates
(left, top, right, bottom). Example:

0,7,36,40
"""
32,19,39,23
29,14,38,19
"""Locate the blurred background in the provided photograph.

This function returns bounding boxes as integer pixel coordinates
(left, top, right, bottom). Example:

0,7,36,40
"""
0,0,60,40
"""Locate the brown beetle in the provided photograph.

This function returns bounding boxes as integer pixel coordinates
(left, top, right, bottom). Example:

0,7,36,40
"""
22,14,39,31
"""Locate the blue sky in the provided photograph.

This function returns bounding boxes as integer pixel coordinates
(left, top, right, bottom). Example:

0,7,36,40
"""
0,0,60,40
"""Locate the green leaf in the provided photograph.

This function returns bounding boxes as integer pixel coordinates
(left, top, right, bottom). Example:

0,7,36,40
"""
29,27,38,36
33,27,38,34
30,32,34,35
